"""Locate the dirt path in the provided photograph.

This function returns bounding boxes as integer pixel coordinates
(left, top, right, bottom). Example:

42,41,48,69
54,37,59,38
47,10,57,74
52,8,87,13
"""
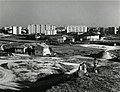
0,67,21,90
79,44,120,51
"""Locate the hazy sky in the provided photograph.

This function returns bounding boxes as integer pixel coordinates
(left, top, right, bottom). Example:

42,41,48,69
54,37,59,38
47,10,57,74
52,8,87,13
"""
0,0,120,27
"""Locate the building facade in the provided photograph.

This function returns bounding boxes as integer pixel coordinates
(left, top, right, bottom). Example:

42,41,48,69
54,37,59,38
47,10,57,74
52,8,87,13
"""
108,27,118,35
28,24,56,35
86,35,100,41
66,25,87,33
28,24,35,34
12,26,22,35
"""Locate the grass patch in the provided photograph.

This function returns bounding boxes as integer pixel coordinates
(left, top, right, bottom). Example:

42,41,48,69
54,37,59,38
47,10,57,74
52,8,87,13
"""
51,44,103,57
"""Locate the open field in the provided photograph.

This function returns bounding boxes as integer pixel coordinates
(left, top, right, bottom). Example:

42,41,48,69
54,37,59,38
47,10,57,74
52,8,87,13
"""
0,43,120,92
47,64,120,92
46,44,120,92
51,44,103,58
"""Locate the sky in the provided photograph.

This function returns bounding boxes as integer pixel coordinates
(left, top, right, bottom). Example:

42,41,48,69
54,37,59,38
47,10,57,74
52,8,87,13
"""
0,0,120,27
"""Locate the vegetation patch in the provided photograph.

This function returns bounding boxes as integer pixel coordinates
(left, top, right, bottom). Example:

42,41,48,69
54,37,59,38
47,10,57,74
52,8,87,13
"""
51,45,103,57
46,63,120,92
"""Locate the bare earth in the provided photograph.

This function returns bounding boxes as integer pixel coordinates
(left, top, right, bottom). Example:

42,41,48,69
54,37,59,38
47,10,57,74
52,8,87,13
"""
0,44,120,92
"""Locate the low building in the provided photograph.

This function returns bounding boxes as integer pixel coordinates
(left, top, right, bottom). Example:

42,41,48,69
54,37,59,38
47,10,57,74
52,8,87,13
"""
80,31,100,41
14,46,26,54
12,26,22,35
48,35,75,43
4,46,26,54
34,43,52,56
63,35,75,43
86,35,100,41
48,35,64,43
3,42,27,54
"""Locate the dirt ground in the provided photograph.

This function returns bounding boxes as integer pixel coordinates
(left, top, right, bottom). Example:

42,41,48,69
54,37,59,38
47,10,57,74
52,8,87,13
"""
51,44,103,58
0,44,120,92
46,44,120,92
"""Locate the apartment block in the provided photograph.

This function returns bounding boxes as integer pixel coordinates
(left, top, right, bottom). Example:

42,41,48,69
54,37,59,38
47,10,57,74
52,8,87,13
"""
67,25,87,33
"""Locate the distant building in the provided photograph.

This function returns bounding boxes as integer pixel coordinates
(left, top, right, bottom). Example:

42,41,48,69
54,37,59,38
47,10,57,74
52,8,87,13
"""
4,26,9,31
28,24,41,34
36,24,41,34
108,27,118,35
1,26,18,34
40,24,45,34
114,27,118,34
98,27,106,36
64,35,75,43
14,45,25,54
118,26,120,35
12,26,22,35
28,24,36,34
28,24,56,35
44,24,56,35
80,31,100,41
48,35,64,43
86,35,100,41
48,35,75,43
12,26,17,34
67,25,87,33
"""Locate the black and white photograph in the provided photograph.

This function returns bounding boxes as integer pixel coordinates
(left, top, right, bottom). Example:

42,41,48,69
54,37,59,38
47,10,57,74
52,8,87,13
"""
0,0,120,92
